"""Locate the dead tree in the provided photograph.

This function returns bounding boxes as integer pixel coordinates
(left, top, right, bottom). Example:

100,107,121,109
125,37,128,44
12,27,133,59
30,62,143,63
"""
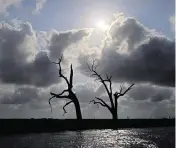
49,56,82,119
88,60,134,119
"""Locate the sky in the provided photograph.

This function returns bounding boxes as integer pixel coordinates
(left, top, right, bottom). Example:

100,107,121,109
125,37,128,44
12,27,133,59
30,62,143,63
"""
0,0,175,119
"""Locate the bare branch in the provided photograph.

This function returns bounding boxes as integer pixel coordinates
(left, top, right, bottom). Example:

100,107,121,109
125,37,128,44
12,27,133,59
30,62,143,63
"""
63,101,73,116
121,84,134,96
108,76,112,95
90,100,105,108
95,97,112,110
69,64,73,89
114,85,122,97
52,56,70,87
87,61,114,108
119,85,122,94
49,89,69,113
48,96,55,113
106,74,109,80
89,100,99,108
52,61,59,64
115,84,134,96
95,63,98,71
114,84,134,100
87,63,92,72
49,56,82,119
50,92,69,99
52,89,68,96
90,97,112,112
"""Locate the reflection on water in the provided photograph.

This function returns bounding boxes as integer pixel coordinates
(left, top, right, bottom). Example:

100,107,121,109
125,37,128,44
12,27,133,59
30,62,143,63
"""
0,127,174,148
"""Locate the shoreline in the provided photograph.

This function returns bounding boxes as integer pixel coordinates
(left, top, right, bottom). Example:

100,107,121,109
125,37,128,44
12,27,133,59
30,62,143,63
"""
0,119,174,135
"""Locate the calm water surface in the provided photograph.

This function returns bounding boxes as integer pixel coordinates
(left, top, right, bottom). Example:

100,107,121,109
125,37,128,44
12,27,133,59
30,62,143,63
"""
0,127,174,148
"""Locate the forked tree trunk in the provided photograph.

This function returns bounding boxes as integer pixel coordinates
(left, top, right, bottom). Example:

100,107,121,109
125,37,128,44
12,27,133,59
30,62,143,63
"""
88,60,134,120
49,57,83,120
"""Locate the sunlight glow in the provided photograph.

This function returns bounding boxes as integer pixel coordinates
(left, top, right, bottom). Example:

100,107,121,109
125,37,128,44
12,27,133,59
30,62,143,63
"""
95,20,109,31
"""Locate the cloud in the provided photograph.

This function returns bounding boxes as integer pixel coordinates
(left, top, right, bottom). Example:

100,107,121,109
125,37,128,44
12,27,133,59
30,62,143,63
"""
169,15,175,32
33,0,46,14
0,20,59,87
79,14,175,87
0,19,92,90
127,84,174,102
0,0,22,15
0,82,174,118
118,98,174,118
0,0,47,15
0,13,174,119
0,86,38,104
48,29,92,61
75,14,175,118
75,82,104,103
0,84,58,108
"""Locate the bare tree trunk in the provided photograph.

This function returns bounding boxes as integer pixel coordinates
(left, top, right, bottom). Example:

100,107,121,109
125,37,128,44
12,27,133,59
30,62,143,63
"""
88,60,134,120
49,57,83,119
112,108,118,120
74,99,82,119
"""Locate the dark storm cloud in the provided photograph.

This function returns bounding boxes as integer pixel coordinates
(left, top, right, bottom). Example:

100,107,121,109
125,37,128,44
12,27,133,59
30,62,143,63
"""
118,98,175,118
100,37,175,87
48,29,92,60
0,21,60,87
127,84,174,102
0,52,59,87
79,15,175,87
0,20,92,87
0,86,38,104
0,84,54,108
28,52,60,87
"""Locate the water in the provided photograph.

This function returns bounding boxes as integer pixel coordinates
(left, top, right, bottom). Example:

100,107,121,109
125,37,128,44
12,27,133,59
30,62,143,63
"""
0,127,174,148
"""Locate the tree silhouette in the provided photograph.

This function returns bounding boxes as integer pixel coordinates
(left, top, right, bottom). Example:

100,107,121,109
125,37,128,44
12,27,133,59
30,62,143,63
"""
49,56,82,119
88,60,134,119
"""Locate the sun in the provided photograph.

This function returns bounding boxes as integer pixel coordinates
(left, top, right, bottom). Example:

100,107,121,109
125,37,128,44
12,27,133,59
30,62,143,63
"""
95,20,109,31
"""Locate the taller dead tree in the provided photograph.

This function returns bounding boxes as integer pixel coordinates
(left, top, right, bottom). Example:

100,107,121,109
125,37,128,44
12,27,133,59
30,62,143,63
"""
49,56,82,119
88,60,134,119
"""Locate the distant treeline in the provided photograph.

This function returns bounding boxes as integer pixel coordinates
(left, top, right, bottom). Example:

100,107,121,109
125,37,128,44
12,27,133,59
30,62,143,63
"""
0,119,174,135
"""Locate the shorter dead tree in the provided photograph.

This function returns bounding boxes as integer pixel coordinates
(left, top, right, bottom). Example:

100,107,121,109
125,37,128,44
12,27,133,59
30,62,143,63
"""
88,60,134,119
49,56,82,119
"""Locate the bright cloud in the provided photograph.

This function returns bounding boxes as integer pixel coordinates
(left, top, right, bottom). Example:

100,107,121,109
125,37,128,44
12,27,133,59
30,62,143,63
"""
33,0,46,14
0,0,47,15
169,15,175,32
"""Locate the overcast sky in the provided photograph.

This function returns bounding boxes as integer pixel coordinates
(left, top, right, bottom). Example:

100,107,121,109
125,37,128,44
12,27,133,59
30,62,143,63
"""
0,0,175,119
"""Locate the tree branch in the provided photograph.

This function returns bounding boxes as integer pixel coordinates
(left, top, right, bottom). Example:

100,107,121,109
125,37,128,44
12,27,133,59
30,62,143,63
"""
90,100,105,108
95,97,112,111
48,96,55,113
63,101,73,116
49,90,70,113
51,89,68,96
49,56,82,119
106,75,113,95
87,61,114,108
114,84,134,98
50,92,69,99
69,64,73,89
52,56,70,87
121,84,134,96
90,97,112,111
114,84,134,108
